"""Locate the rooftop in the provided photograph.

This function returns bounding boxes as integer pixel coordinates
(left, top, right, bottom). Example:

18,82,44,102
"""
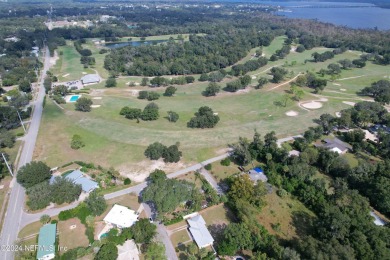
37,224,56,260
65,169,83,181
187,214,214,248
81,74,100,84
104,204,138,228
117,239,139,260
74,177,99,193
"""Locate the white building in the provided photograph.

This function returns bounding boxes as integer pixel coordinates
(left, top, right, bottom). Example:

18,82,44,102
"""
81,74,100,85
187,215,214,249
103,204,138,228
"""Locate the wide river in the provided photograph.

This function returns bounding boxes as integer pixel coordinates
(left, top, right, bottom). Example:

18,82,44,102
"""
224,1,390,30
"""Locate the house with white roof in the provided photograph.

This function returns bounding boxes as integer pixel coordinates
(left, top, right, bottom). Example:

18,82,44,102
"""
187,214,214,249
117,239,139,260
103,204,139,228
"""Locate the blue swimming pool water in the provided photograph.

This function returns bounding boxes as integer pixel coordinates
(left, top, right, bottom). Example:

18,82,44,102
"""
69,95,80,102
99,233,109,239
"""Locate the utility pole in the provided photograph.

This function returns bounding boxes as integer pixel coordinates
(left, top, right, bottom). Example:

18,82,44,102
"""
1,153,13,177
16,109,26,133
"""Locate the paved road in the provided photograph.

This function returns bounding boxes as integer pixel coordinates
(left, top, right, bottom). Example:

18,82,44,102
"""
198,168,224,194
277,135,303,148
0,46,50,260
143,203,178,260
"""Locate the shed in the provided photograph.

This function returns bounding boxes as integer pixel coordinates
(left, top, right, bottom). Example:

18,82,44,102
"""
36,224,56,260
74,177,99,193
103,204,138,228
81,74,100,85
187,215,214,249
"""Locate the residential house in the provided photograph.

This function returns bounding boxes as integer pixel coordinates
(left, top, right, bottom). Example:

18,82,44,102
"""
103,204,139,228
187,215,214,249
248,167,268,182
36,224,56,260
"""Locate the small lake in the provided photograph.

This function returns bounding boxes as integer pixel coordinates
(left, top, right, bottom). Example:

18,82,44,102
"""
105,40,168,49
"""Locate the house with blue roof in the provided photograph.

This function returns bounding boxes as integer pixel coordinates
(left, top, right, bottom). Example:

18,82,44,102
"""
64,169,99,193
248,167,268,182
37,224,56,260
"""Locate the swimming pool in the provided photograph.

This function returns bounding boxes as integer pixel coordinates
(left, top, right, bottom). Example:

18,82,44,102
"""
99,232,109,239
68,95,81,102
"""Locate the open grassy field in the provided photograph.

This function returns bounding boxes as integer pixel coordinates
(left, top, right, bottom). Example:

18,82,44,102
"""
34,36,385,180
58,218,89,251
257,189,315,240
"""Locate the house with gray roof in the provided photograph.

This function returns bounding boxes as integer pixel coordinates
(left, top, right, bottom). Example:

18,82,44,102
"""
80,74,100,85
248,167,268,182
187,215,214,249
37,224,56,260
316,137,352,154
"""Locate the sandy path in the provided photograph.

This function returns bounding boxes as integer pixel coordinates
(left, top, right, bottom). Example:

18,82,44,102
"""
337,75,366,81
267,73,303,91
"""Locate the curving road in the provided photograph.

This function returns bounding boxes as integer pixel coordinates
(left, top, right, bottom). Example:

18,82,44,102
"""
0,46,50,260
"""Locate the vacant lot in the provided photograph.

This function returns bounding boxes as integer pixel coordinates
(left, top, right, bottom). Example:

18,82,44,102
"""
35,36,380,180
58,218,89,251
257,190,315,240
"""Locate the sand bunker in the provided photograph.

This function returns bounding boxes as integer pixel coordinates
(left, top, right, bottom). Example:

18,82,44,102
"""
343,101,356,106
286,111,299,116
82,72,87,75
91,105,101,108
333,83,341,86
251,76,257,79
301,101,323,109
335,112,341,118
340,88,346,91
62,73,70,77
93,97,102,100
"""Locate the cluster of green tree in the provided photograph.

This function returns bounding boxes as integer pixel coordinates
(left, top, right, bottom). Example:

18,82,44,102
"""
74,39,94,68
26,176,81,210
311,48,346,62
294,73,327,93
187,106,220,128
75,97,93,112
270,43,291,61
105,77,117,88
1,66,38,87
16,161,83,210
227,125,390,258
142,170,202,217
270,67,288,83
231,57,268,76
199,70,227,83
104,31,274,76
138,91,160,101
224,75,252,92
144,142,182,163
119,102,159,122
195,172,222,206
361,79,390,104
203,82,221,97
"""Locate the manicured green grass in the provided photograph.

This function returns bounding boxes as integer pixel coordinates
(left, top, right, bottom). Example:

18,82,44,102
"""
51,42,96,81
171,229,191,248
36,36,387,174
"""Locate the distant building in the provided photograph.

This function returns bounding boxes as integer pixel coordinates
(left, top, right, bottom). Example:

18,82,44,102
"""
65,169,98,193
187,214,214,249
248,167,267,182
37,224,56,260
117,239,140,260
288,150,301,157
81,74,100,85
316,138,352,154
4,36,20,42
104,204,139,228
369,124,390,135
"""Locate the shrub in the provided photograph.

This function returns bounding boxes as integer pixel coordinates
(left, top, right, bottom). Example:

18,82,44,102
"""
71,134,85,149
220,158,231,166
277,189,288,198
17,161,51,188
204,164,212,170
75,97,93,112
124,178,131,185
